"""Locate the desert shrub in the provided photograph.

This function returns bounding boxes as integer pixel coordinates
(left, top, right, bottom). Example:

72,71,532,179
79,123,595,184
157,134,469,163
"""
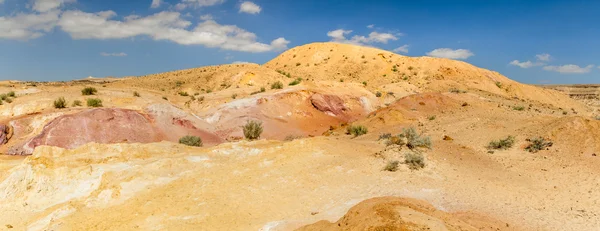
0,94,6,100
82,87,97,95
392,66,398,72
243,120,263,140
449,88,461,93
206,89,213,93
162,96,168,100
72,100,82,107
402,127,432,149
289,78,302,86
231,94,238,99
194,92,200,96
405,151,425,170
86,98,103,107
179,91,189,96
296,63,301,66
347,125,368,137
513,106,525,111
179,135,203,147
362,81,367,86
0,99,3,105
495,82,503,88
260,87,266,92
175,81,183,87
53,97,67,109
562,111,568,115
133,91,140,97
361,55,365,59
428,115,436,121
271,81,283,89
385,136,406,146
198,96,205,101
340,79,344,82
375,92,382,97
378,133,392,140
383,160,400,172
284,135,302,141
525,137,553,153
4,98,12,103
7,91,15,97
487,136,515,150
407,66,414,71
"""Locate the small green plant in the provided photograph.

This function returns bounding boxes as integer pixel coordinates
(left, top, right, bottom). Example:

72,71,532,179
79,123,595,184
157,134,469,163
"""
260,87,266,92
179,135,203,147
428,115,436,121
383,160,400,172
175,81,183,87
402,127,432,149
525,137,553,153
375,92,382,97
206,89,213,93
347,125,368,137
513,106,525,111
392,66,398,72
362,81,367,86
4,98,12,103
361,55,365,59
562,111,568,115
407,66,414,71
231,94,238,99
82,87,97,95
53,97,67,109
179,91,189,96
0,94,6,100
487,136,515,150
340,79,344,82
86,98,103,107
296,63,301,66
378,133,392,140
284,135,302,141
495,82,503,88
133,91,140,97
405,151,425,170
7,91,15,97
243,120,263,140
194,92,200,96
271,81,283,89
289,77,302,86
72,100,82,107
449,88,461,93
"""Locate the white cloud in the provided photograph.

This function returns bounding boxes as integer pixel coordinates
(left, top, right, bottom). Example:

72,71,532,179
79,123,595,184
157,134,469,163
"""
392,45,409,54
239,1,261,14
232,61,250,64
33,0,76,13
58,10,289,52
426,48,474,60
100,52,127,57
366,24,374,29
543,64,594,74
509,60,545,68
178,0,224,9
151,0,161,8
536,53,551,61
200,14,213,20
0,11,60,40
174,3,187,10
327,29,398,45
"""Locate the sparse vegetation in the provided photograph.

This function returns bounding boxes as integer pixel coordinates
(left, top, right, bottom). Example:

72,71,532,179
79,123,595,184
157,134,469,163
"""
362,81,367,86
243,120,263,140
347,125,368,137
428,115,436,121
289,77,302,86
53,97,67,109
179,91,189,96
495,82,503,88
0,94,6,100
271,81,283,89
72,100,82,107
86,98,103,107
4,98,12,103
449,88,461,93
175,81,183,87
382,127,432,149
81,87,97,95
375,92,382,97
378,133,392,140
231,94,238,99
405,151,425,170
260,87,266,92
7,91,15,97
162,96,168,100
525,137,553,153
133,91,140,97
296,62,301,66
206,89,213,93
487,136,515,150
407,66,414,71
179,135,203,147
513,106,525,111
383,160,400,172
284,135,302,141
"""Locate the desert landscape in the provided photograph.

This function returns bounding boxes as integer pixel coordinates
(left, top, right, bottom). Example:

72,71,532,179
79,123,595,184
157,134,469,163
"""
0,42,599,230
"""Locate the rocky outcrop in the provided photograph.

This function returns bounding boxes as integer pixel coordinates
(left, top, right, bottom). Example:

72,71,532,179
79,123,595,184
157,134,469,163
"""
0,125,12,145
7,107,223,155
310,93,347,117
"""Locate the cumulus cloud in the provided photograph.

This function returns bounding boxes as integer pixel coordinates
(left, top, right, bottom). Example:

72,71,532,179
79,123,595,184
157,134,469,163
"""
100,52,127,57
509,60,545,68
151,0,161,8
426,48,474,60
536,53,551,61
178,0,224,9
0,10,60,40
57,10,289,52
174,3,187,10
239,1,261,14
200,14,213,20
33,0,76,13
392,44,409,54
367,24,374,29
232,61,250,64
543,64,594,74
327,29,398,45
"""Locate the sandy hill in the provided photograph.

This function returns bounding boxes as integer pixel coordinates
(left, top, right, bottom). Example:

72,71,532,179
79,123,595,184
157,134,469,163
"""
264,42,586,113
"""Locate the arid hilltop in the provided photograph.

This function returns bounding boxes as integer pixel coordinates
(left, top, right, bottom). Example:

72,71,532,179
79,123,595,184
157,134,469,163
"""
0,42,599,231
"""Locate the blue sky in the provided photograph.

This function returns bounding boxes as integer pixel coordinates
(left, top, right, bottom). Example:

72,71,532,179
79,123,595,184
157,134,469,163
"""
0,0,599,84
